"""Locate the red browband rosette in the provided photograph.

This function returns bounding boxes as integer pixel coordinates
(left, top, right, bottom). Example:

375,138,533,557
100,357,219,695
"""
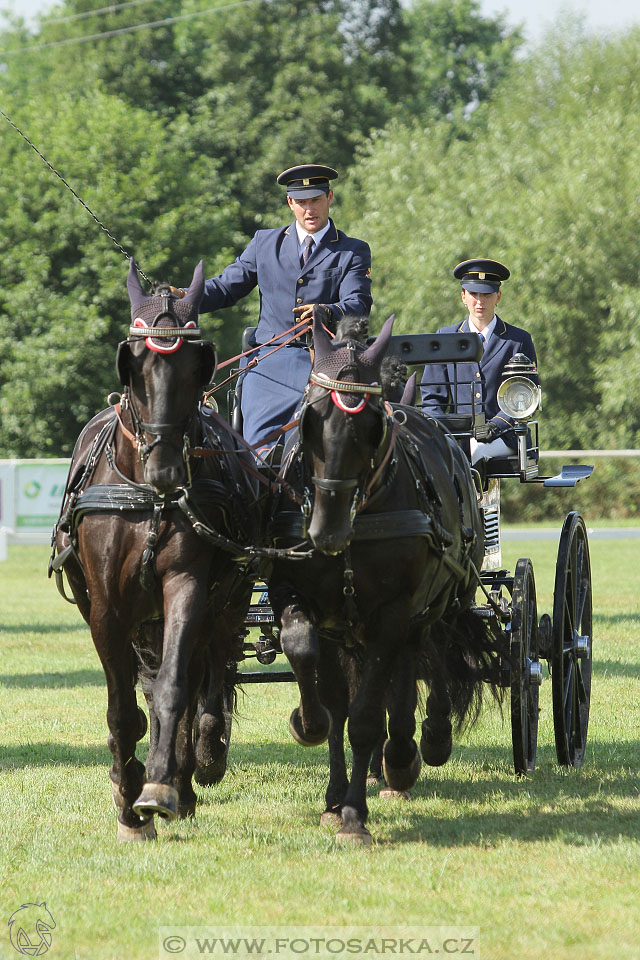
330,390,369,414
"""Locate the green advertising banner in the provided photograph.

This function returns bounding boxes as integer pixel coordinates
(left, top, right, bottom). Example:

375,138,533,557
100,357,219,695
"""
0,460,71,536
16,461,69,527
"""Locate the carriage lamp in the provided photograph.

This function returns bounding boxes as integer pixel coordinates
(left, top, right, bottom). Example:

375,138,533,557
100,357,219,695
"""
497,375,541,421
497,354,542,478
497,353,541,422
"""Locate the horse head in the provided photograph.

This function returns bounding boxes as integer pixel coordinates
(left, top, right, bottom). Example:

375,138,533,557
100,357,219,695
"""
117,260,216,495
301,309,395,555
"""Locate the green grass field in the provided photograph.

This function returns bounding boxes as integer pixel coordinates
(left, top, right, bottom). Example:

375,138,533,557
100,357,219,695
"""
1,537,639,960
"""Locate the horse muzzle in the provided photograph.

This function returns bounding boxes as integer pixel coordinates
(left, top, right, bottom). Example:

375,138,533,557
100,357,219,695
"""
142,436,189,495
307,476,359,555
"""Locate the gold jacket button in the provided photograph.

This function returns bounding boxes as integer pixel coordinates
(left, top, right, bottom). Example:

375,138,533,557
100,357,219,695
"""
475,371,481,378
297,278,304,284
475,392,481,399
296,298,303,303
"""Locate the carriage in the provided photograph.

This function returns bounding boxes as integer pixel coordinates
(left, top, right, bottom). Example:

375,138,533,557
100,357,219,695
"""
230,329,594,777
49,273,594,843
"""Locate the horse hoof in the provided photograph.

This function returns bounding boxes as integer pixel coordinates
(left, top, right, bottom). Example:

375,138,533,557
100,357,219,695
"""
420,722,453,766
194,753,228,786
320,810,342,829
336,827,372,847
289,706,332,747
133,782,179,822
382,741,422,791
366,774,382,787
378,787,411,800
117,817,157,842
177,801,196,819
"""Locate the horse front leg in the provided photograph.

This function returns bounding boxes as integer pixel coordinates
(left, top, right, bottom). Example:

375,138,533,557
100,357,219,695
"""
338,616,416,845
90,605,154,841
336,642,394,845
277,594,331,747
134,577,207,822
317,642,354,826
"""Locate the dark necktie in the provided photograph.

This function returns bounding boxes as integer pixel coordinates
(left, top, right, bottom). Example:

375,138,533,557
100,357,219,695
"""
300,235,314,267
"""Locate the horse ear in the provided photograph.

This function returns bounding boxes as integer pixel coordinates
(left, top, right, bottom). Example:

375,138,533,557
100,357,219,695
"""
312,305,334,362
182,260,205,310
198,341,217,386
115,341,131,386
399,371,417,406
361,314,395,368
127,259,149,312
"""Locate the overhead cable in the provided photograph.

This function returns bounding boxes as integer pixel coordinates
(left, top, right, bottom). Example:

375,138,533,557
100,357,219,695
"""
0,0,263,56
38,0,162,27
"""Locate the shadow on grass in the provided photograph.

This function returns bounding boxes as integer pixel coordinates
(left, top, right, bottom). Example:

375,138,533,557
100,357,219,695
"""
594,658,640,679
2,733,639,846
1,623,86,634
384,801,640,847
1,741,111,770
374,738,640,846
195,736,640,845
0,669,104,688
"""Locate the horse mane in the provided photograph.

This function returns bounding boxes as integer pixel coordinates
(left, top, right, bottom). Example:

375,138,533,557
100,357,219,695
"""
330,315,408,402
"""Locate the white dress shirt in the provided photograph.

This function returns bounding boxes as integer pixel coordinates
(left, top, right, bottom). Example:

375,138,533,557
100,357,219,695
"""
467,314,516,464
295,221,330,254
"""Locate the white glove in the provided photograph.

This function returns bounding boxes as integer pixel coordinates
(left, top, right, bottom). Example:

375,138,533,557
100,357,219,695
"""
470,436,516,465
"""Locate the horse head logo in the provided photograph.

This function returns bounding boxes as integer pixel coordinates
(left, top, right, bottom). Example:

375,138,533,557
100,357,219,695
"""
7,903,56,956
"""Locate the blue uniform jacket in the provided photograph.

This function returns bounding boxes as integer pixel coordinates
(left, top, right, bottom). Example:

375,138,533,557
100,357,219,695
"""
200,219,372,343
419,316,539,450
199,219,372,450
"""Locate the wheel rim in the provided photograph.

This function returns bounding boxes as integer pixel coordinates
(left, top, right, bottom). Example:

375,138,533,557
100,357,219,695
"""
510,558,540,775
552,512,592,767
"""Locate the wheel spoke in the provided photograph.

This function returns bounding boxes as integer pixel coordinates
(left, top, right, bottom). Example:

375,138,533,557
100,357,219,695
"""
563,656,574,717
571,669,584,751
575,660,588,707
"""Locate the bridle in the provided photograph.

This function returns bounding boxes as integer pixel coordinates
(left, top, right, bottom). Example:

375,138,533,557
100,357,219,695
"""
301,358,398,522
115,288,213,479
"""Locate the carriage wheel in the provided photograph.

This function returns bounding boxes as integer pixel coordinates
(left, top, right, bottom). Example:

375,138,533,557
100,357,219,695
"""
510,558,542,775
552,512,592,767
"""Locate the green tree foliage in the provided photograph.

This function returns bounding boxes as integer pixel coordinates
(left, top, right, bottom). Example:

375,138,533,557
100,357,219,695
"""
341,23,640,456
398,0,522,123
0,0,522,457
0,90,238,456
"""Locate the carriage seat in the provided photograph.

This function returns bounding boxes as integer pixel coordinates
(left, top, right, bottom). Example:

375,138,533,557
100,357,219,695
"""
230,326,258,434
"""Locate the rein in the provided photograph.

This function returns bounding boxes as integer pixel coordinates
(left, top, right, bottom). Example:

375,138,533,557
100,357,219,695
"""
206,316,336,398
206,319,314,397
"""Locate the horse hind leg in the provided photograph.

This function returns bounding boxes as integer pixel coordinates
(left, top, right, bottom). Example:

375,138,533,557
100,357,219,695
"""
380,655,422,794
420,684,453,767
193,662,236,786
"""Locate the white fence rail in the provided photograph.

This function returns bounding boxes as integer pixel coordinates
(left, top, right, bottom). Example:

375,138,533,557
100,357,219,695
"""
541,450,640,458
1,451,638,557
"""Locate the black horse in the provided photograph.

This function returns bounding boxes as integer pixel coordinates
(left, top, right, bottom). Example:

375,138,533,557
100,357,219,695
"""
50,261,260,840
268,309,502,844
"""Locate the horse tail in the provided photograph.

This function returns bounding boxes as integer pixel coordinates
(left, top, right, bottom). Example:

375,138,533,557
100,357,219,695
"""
420,608,506,732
